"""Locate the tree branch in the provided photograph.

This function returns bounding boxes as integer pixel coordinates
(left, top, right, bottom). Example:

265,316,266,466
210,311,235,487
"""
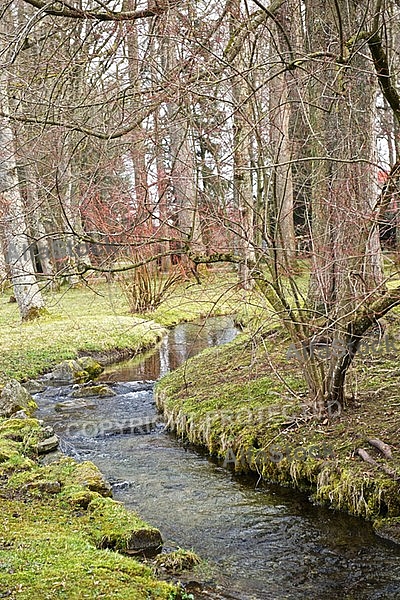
21,0,169,21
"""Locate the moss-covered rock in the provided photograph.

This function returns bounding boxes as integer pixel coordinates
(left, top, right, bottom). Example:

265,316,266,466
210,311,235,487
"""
0,437,21,463
60,485,103,509
0,417,45,461
76,356,104,379
70,384,116,398
68,460,112,496
0,380,37,418
154,549,201,573
46,357,104,385
21,479,62,495
87,496,163,556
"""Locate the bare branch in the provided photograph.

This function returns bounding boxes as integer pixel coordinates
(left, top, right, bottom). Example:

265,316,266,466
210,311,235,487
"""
20,0,168,21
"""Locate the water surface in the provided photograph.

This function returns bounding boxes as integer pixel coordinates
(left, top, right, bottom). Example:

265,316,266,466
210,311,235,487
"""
36,317,400,599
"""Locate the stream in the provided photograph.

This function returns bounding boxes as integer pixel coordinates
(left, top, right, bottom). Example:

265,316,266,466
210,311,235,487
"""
36,316,400,600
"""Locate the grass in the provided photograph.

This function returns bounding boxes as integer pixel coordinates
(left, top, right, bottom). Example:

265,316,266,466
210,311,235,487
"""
0,272,248,384
0,497,176,600
156,322,400,537
0,417,179,600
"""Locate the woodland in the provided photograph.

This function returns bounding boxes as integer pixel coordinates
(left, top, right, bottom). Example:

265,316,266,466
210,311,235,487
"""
1,0,400,414
1,1,400,597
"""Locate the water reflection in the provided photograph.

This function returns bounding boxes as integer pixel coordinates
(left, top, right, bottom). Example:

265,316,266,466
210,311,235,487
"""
100,315,239,382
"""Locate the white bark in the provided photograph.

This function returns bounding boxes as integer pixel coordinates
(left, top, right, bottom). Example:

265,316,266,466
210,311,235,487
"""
0,120,45,318
0,19,45,319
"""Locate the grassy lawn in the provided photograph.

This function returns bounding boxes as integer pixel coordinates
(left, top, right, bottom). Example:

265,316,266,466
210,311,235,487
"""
0,271,248,384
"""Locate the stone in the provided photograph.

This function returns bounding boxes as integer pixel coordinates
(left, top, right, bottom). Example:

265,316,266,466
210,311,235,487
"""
0,380,37,418
22,380,46,394
46,357,104,384
55,399,96,412
87,497,163,557
70,461,112,497
39,425,55,439
70,384,116,399
121,529,163,557
12,410,29,420
39,450,65,465
37,435,59,454
46,359,89,384
76,356,104,379
22,480,61,495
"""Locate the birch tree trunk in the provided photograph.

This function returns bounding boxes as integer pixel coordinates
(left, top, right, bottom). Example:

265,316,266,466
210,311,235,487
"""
0,113,45,319
0,14,45,320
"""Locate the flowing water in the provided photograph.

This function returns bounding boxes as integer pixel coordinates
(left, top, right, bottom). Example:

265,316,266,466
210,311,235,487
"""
36,316,400,599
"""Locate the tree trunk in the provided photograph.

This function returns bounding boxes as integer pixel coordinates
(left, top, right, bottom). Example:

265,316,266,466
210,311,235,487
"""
0,15,45,320
161,14,205,264
269,2,297,271
229,0,255,289
299,0,383,411
123,0,151,229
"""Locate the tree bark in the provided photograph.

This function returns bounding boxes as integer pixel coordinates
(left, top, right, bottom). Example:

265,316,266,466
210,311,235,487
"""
0,12,45,320
229,0,255,289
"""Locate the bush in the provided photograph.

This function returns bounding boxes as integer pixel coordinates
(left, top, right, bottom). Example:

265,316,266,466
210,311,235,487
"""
119,262,182,313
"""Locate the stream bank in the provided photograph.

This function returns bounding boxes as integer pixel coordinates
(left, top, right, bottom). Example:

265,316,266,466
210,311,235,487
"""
0,316,239,600
0,382,179,599
30,317,400,599
156,328,400,545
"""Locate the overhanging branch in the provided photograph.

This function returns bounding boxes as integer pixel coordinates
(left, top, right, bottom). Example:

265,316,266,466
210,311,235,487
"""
21,0,169,21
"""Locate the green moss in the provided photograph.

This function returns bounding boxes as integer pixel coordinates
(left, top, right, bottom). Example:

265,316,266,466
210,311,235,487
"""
154,549,201,574
0,438,21,463
156,329,400,524
71,384,115,398
0,418,44,463
85,497,163,555
76,356,104,379
0,497,176,599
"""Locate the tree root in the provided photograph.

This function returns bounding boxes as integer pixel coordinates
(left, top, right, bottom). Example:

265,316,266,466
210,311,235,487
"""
356,447,399,480
367,438,393,459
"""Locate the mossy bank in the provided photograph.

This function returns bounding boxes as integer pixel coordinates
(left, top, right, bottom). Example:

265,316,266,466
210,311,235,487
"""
0,275,246,599
155,327,400,542
0,411,182,599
